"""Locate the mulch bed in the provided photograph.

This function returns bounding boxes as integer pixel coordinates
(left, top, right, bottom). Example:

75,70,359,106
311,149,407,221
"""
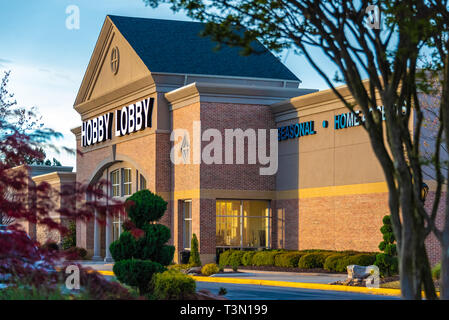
225,265,344,274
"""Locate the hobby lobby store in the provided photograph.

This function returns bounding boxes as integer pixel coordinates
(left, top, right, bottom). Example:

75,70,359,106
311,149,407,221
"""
70,15,441,265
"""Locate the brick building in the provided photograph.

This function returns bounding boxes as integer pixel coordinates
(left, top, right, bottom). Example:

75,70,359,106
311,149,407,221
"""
71,15,443,265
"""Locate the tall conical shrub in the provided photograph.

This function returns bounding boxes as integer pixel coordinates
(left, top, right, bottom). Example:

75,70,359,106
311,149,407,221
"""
110,190,175,294
188,233,201,267
374,215,398,276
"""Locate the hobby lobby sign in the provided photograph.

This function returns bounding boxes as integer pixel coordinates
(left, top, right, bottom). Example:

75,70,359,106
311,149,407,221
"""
81,98,154,147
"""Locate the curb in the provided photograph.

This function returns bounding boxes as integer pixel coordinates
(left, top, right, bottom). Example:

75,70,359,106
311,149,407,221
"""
190,275,402,297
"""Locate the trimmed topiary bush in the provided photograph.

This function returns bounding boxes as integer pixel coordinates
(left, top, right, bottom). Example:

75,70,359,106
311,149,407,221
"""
274,252,304,268
189,233,201,267
242,251,257,266
374,215,398,276
110,190,175,295
152,269,196,300
114,259,165,294
201,263,220,276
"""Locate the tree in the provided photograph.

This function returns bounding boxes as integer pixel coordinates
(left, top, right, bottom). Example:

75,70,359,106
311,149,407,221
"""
189,233,202,267
110,190,175,295
0,71,131,299
143,0,449,299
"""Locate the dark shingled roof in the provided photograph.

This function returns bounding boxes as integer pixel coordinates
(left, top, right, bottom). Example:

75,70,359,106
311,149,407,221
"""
108,15,300,81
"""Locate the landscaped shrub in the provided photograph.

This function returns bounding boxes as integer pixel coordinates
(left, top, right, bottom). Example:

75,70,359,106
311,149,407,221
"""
275,252,304,268
114,259,165,294
374,215,398,276
219,250,234,267
242,251,257,266
228,250,246,267
188,233,201,267
432,263,441,280
201,263,220,276
324,254,346,271
298,252,333,269
110,190,175,295
167,264,191,272
252,251,281,266
349,254,376,266
152,269,196,300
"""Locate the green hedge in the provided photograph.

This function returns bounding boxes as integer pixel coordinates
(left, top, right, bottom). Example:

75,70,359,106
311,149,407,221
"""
252,251,283,266
274,252,304,268
228,250,246,267
298,252,334,269
242,251,257,266
324,253,377,272
432,263,441,280
218,250,234,266
218,249,377,271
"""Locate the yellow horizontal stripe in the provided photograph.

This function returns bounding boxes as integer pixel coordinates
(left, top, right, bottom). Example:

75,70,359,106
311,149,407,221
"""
277,182,389,200
191,276,400,296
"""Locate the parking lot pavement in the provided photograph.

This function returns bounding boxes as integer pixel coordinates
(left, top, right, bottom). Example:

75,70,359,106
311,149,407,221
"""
196,282,399,300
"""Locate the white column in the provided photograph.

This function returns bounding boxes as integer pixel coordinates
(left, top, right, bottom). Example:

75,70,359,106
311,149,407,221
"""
104,214,113,262
92,210,102,261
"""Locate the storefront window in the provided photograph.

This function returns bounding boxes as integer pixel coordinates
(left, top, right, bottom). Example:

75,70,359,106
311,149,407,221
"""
216,200,270,248
183,200,192,250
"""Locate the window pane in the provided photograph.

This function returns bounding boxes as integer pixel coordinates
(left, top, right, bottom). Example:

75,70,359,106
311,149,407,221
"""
184,219,192,249
243,200,269,217
184,201,191,219
242,217,268,248
216,200,240,216
216,216,241,246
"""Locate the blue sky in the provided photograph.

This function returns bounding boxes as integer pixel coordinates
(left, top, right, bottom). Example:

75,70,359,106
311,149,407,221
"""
0,0,337,168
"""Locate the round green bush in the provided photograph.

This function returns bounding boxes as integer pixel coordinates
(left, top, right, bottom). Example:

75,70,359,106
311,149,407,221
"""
324,254,346,271
219,250,234,266
113,259,165,294
242,251,257,266
374,253,398,276
125,190,167,227
152,269,196,300
228,250,246,267
432,263,441,280
201,263,220,276
275,252,304,268
298,252,333,269
349,254,376,266
251,251,280,266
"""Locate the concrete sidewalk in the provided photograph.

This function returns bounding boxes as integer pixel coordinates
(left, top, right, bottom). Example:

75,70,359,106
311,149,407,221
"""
215,268,347,285
78,261,346,285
